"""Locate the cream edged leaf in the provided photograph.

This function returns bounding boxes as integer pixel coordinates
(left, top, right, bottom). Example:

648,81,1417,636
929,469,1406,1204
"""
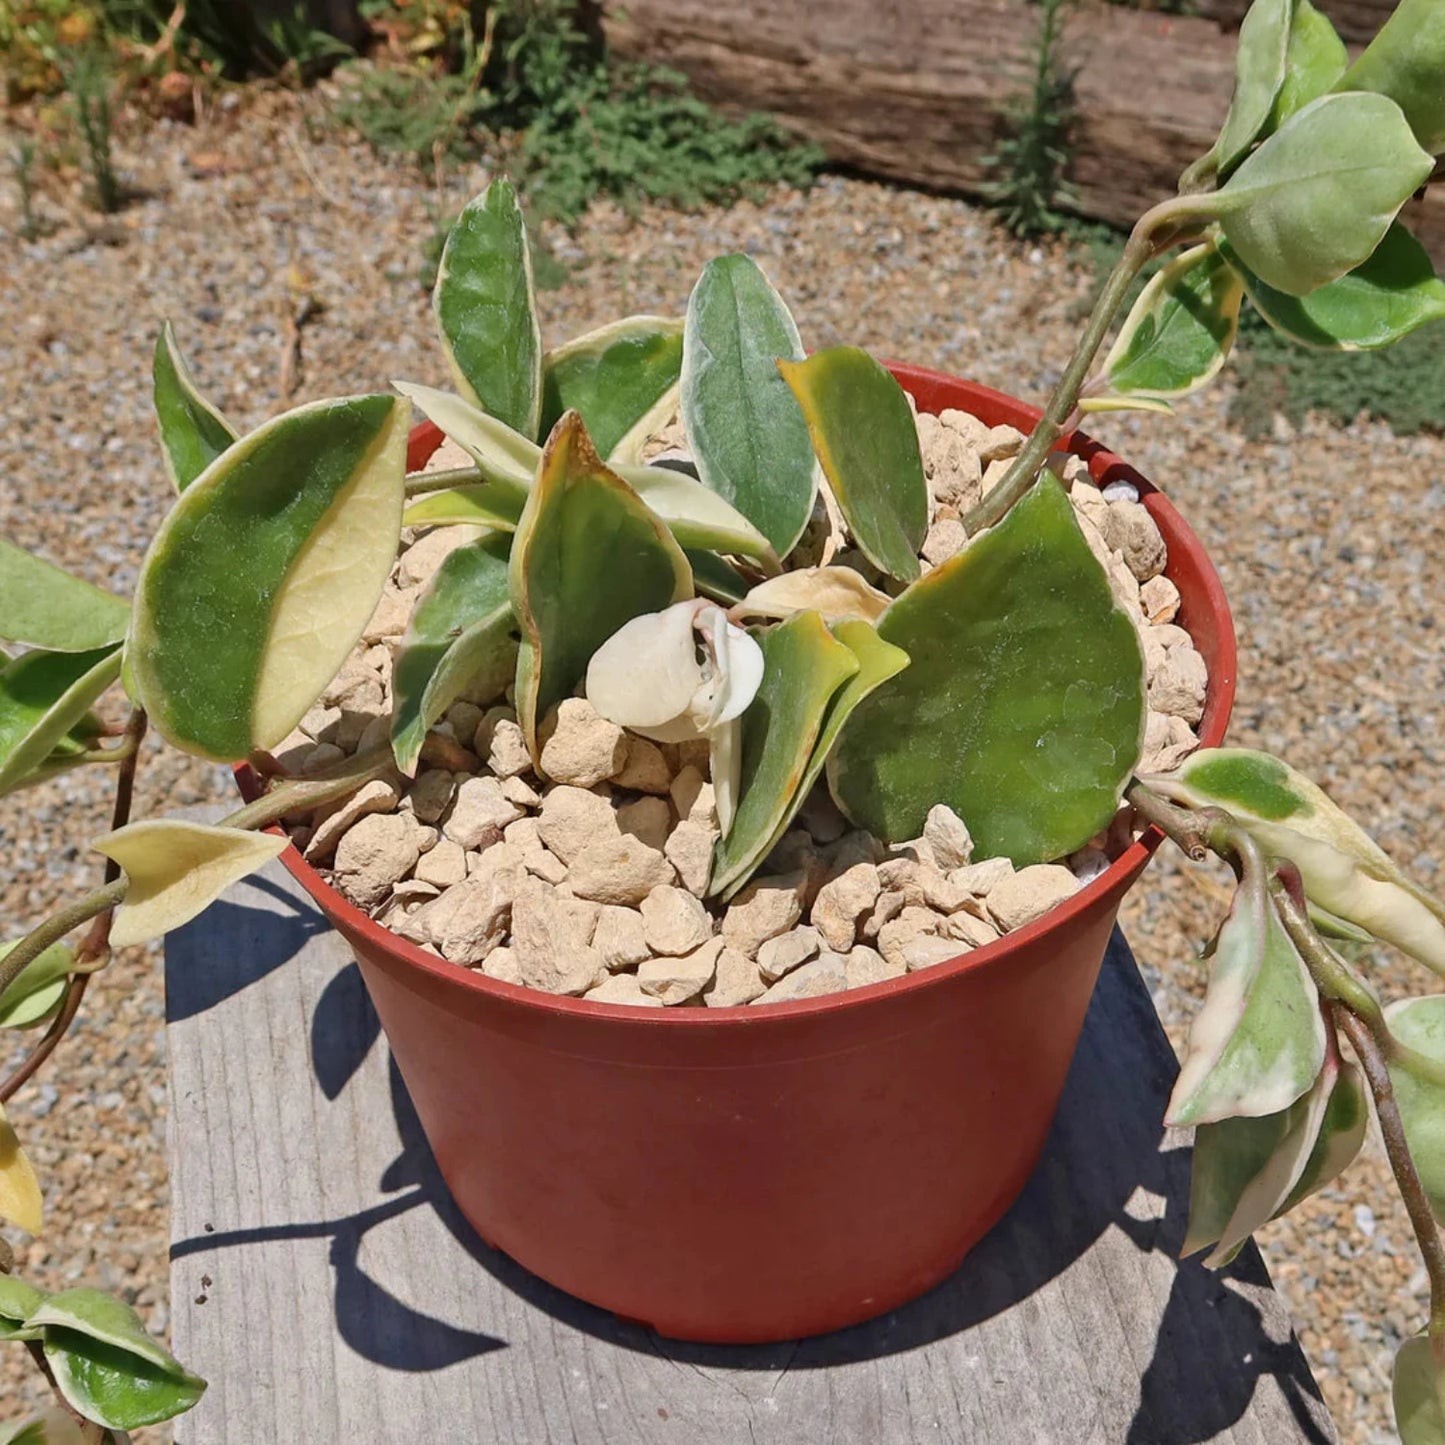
94,820,289,947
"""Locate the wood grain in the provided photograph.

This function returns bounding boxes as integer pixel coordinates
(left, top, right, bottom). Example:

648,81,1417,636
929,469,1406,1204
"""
598,0,1445,265
167,859,1336,1442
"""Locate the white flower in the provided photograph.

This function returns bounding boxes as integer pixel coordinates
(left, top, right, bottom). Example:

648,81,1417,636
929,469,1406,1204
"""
585,600,765,837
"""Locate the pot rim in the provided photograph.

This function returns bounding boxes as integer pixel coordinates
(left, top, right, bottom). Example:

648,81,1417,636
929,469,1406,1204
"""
246,362,1237,1025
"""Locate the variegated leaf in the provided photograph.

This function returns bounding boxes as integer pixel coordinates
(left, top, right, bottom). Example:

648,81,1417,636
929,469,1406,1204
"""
93,819,290,947
1166,868,1325,1126
432,179,542,437
1152,748,1445,977
129,394,409,761
1183,1036,1337,1266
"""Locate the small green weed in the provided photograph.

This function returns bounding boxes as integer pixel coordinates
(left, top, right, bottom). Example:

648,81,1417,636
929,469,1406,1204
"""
62,47,121,212
982,0,1076,240
513,59,822,229
338,0,822,236
11,137,39,239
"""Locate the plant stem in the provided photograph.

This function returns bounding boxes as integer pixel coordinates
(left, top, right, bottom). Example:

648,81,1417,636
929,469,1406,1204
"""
0,880,127,1004
1131,775,1445,1337
404,465,484,496
0,709,147,1097
1336,1005,1445,1339
1128,779,1386,1025
961,198,1207,536
223,746,396,833
0,976,88,1106
1270,871,1387,1032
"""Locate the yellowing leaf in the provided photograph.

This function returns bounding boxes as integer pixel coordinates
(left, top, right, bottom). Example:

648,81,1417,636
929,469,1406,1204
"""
94,820,289,947
778,347,928,582
735,566,892,625
128,394,409,761
0,1100,42,1235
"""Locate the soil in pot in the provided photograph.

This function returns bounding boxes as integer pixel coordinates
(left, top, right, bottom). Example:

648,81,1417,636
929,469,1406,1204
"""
271,391,1211,1006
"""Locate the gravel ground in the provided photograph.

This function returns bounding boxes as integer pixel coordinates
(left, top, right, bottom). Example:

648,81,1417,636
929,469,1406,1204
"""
1,90,1442,1442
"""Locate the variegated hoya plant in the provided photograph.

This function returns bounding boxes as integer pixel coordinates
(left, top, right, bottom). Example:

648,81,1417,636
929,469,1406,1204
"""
4,0,1445,1437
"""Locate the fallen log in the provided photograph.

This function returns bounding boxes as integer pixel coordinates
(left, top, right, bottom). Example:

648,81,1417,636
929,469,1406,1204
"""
600,0,1445,263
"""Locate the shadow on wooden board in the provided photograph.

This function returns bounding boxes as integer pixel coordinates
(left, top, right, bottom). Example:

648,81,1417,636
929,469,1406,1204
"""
167,882,1333,1445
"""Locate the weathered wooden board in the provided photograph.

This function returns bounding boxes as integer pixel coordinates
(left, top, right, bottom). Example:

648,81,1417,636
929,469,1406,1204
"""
166,860,1336,1444
599,0,1445,264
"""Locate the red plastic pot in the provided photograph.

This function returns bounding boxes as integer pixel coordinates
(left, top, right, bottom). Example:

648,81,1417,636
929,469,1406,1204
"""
258,364,1236,1344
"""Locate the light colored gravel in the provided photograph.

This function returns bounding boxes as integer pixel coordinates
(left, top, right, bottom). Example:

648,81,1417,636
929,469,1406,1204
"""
2,90,1441,1442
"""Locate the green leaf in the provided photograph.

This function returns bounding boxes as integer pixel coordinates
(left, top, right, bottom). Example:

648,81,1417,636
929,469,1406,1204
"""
681,254,818,556
0,1274,47,1334
1154,749,1445,977
93,819,290,948
1341,0,1445,156
685,550,751,605
829,477,1146,863
129,394,409,761
403,485,520,530
1166,869,1324,1126
44,1325,205,1430
1215,0,1292,175
778,347,928,582
1395,1336,1445,1445
717,619,908,899
709,612,861,899
1213,92,1433,296
1224,224,1445,351
0,1408,90,1445
0,646,121,798
1268,0,1347,129
398,383,776,566
1275,1054,1367,1215
0,541,130,653
0,940,73,1030
152,321,238,492
1102,243,1244,400
391,534,518,774
1183,1041,1338,1265
510,413,692,759
432,179,542,437
540,316,684,462
1385,997,1445,1225
393,381,536,501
